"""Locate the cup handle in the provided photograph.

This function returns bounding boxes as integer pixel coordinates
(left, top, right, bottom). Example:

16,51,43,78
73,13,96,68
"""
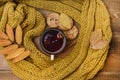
51,55,55,61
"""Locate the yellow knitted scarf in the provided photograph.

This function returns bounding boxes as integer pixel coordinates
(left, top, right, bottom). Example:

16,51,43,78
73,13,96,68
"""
0,0,112,80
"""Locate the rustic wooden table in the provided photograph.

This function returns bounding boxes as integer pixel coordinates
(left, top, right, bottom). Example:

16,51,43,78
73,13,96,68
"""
0,0,120,80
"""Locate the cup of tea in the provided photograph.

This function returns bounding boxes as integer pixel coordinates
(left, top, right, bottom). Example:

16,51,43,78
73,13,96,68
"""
40,28,66,59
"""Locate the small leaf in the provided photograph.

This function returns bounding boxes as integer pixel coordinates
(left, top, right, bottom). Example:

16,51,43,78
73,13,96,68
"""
12,50,31,63
92,39,109,49
6,24,14,42
90,29,102,46
15,25,23,45
0,44,18,54
0,40,12,47
6,48,25,59
0,31,8,39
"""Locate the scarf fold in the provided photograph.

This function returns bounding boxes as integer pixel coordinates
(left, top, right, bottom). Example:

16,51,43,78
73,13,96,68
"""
0,0,112,80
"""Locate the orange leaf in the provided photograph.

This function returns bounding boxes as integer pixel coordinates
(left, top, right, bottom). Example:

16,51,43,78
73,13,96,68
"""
12,50,31,63
6,24,14,42
0,31,8,39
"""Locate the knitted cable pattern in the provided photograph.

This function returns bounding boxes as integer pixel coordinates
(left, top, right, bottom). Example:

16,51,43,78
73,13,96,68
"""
0,0,112,80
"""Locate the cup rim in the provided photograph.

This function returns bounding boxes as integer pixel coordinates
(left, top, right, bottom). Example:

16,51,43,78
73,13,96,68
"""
40,28,66,55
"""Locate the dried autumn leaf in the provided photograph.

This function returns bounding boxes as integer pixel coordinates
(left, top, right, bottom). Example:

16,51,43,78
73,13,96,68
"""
6,48,25,59
0,44,18,54
90,29,102,46
13,50,31,63
8,47,18,54
0,30,8,39
15,25,22,45
6,24,14,42
92,39,109,49
0,40,12,46
59,13,73,30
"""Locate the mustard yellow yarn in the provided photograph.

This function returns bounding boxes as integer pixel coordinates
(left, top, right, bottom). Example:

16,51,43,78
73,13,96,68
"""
0,0,112,80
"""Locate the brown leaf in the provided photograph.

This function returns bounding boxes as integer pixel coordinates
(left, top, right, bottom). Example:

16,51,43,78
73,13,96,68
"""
6,48,25,59
92,39,109,49
12,50,31,63
15,25,23,45
0,44,18,54
0,31,8,39
0,40,12,47
90,29,102,46
6,24,14,42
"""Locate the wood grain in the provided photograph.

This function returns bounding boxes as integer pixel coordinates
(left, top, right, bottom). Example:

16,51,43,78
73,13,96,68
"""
0,55,10,71
0,71,20,80
0,0,120,80
92,0,120,80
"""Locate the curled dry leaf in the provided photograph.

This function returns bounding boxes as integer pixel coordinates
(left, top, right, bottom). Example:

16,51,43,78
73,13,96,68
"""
13,50,31,63
92,39,109,49
90,29,109,49
6,48,25,59
0,44,18,54
0,40,12,46
0,30,8,39
64,25,79,40
59,13,73,30
90,29,102,46
6,24,14,42
15,25,22,45
8,47,18,54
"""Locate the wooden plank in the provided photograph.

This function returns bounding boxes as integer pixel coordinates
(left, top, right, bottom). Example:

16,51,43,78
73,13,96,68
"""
0,71,20,80
103,54,120,72
0,55,10,71
92,72,120,80
103,0,120,12
104,0,120,35
103,0,120,55
109,35,120,54
92,53,120,80
93,0,120,79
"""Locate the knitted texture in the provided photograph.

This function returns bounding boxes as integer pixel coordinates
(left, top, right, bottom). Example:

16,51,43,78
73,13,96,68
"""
0,0,112,80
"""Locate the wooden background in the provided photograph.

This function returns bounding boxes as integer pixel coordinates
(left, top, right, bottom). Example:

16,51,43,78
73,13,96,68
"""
0,0,120,80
